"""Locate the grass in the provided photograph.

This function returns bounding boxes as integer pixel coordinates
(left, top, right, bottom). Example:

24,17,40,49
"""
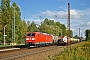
0,44,25,47
48,41,90,60
0,44,12,47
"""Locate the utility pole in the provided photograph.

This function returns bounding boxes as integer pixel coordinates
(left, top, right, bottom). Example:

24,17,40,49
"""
79,28,80,37
12,6,15,45
12,12,13,45
14,6,15,43
58,27,59,36
79,28,81,42
67,2,70,47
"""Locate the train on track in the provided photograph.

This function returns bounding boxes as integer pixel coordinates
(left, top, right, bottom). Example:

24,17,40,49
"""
25,32,80,48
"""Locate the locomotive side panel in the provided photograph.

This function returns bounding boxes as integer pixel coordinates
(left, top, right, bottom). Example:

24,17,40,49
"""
39,33,47,44
47,35,53,44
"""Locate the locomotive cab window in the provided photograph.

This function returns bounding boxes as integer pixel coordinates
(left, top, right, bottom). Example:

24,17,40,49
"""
32,33,35,37
27,34,31,36
27,33,35,37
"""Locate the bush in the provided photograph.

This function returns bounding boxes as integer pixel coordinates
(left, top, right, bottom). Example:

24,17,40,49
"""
50,41,90,60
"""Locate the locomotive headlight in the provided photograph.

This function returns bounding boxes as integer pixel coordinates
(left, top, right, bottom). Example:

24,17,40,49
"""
26,38,29,40
32,38,35,40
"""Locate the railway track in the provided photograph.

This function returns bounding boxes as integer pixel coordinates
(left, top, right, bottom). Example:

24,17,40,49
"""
0,46,61,60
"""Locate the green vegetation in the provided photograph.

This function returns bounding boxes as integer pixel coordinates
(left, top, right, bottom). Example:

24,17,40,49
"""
0,0,27,44
85,29,90,41
0,44,25,47
49,41,90,60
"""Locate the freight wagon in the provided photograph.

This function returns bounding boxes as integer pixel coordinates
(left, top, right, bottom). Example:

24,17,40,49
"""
57,36,80,46
57,36,70,46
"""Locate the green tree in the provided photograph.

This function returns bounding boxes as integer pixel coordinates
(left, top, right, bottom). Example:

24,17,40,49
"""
0,2,2,43
1,0,12,43
85,29,90,41
28,21,37,32
56,22,66,36
39,22,50,33
70,30,73,37
19,20,27,43
27,21,30,32
39,18,67,36
44,18,55,25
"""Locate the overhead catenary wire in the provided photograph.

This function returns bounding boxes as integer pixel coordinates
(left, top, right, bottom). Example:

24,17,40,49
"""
8,0,59,20
10,1,43,18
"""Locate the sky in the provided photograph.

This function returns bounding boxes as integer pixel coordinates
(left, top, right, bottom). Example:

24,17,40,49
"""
9,0,90,37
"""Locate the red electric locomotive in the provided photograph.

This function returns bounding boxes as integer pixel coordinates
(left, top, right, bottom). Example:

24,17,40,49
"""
26,32,53,48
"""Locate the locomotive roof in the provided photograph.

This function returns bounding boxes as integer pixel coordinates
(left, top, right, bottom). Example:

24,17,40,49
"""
26,32,53,36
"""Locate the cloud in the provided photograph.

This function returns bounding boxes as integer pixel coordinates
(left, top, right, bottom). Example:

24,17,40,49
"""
39,9,88,19
70,9,82,18
26,8,90,37
42,10,55,17
41,9,90,26
80,22,90,27
33,8,90,25
32,14,42,18
34,19,43,24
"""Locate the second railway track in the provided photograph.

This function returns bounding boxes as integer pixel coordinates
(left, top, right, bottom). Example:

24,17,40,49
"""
0,45,63,60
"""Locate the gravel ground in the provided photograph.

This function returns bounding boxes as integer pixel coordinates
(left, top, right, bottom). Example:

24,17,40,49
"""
0,44,77,60
16,44,77,60
15,46,66,60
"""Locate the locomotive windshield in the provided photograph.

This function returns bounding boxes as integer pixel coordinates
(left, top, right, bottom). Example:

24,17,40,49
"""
27,33,35,37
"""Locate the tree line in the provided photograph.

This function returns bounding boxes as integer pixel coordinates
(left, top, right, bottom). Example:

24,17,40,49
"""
0,0,27,44
0,0,73,44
